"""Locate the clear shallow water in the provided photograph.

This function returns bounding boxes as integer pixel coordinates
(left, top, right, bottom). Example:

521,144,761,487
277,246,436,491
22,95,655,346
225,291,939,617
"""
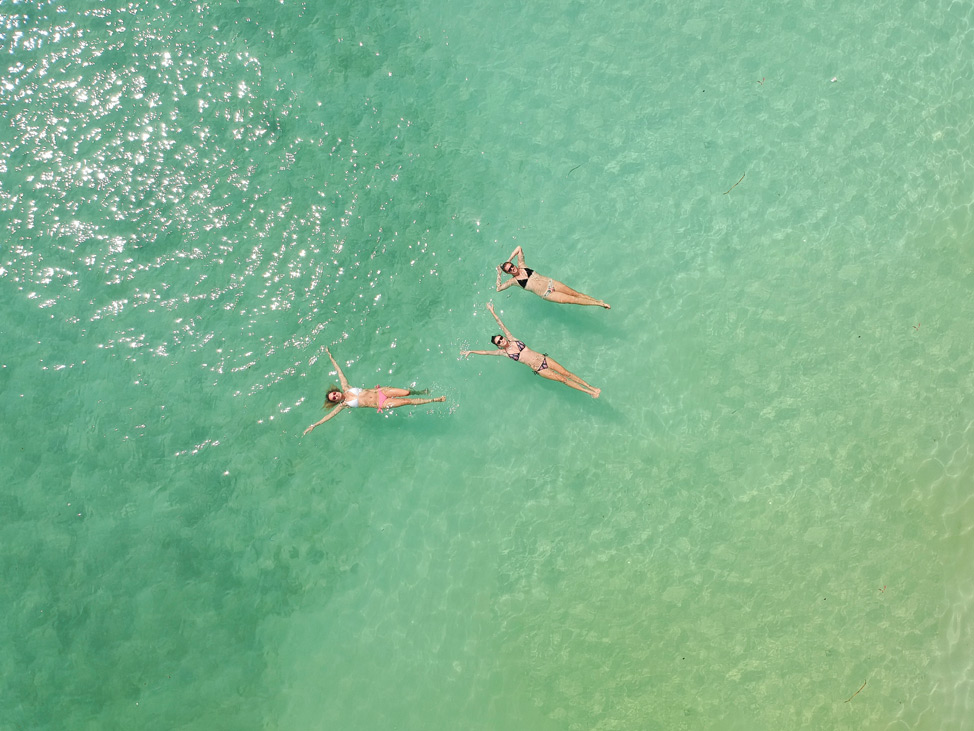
1,0,972,728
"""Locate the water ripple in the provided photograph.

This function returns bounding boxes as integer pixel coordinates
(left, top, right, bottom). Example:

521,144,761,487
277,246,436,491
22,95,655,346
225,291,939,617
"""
1,0,430,409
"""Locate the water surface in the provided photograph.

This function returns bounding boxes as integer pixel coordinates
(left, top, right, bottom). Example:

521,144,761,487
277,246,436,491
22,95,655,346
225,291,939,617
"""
1,0,972,728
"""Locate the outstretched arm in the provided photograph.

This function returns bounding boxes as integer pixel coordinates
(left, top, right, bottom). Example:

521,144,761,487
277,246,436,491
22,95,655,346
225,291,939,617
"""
325,347,350,390
303,405,345,436
461,349,505,358
495,266,518,292
485,302,514,340
507,245,525,267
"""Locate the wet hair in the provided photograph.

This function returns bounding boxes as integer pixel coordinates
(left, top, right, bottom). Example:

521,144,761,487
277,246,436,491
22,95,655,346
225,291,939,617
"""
322,385,342,409
491,335,503,347
501,261,514,273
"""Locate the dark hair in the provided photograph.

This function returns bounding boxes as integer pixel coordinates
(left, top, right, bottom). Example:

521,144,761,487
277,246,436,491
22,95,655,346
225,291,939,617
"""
322,385,342,409
501,261,514,273
491,335,503,347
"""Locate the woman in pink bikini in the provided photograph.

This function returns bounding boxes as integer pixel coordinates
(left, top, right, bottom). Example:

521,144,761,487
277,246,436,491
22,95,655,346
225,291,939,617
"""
496,245,610,308
303,347,445,435
461,303,600,398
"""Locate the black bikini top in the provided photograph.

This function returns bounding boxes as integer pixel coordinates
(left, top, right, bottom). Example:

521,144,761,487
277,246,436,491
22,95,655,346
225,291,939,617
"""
515,267,534,288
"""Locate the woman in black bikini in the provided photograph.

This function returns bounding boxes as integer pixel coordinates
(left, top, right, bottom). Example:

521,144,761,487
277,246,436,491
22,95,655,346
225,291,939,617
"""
460,303,600,397
496,245,610,308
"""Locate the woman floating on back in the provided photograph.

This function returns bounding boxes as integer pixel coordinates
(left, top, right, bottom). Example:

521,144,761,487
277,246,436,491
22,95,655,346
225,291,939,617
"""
496,245,610,309
461,303,600,398
303,347,445,435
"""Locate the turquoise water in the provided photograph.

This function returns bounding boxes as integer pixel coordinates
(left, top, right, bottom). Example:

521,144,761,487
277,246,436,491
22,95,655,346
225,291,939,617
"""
2,0,972,728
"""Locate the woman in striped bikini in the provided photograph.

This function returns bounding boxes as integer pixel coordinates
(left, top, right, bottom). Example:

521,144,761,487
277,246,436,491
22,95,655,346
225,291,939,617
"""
496,245,610,309
303,347,445,435
460,303,600,398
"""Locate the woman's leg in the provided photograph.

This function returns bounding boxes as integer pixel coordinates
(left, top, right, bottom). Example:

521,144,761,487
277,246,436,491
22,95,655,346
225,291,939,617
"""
537,368,600,397
384,396,446,408
378,387,430,398
379,387,412,398
544,356,597,390
528,276,609,308
546,287,610,308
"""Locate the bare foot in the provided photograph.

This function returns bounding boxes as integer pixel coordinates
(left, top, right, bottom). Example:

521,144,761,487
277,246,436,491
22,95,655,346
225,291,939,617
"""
592,388,601,398
435,396,446,402
602,302,611,310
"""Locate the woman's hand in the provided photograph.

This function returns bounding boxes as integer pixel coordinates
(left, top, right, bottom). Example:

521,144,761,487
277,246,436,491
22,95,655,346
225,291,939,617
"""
460,350,471,358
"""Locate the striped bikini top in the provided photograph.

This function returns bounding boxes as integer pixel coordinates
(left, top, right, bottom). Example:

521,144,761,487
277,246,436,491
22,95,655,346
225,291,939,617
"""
507,340,526,361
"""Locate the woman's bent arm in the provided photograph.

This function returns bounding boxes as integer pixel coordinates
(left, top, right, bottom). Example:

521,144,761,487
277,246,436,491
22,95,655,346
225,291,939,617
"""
506,245,525,267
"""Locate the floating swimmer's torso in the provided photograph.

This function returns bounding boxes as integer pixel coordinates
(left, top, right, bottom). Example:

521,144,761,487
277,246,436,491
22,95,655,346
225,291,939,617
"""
515,267,535,288
344,387,364,408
